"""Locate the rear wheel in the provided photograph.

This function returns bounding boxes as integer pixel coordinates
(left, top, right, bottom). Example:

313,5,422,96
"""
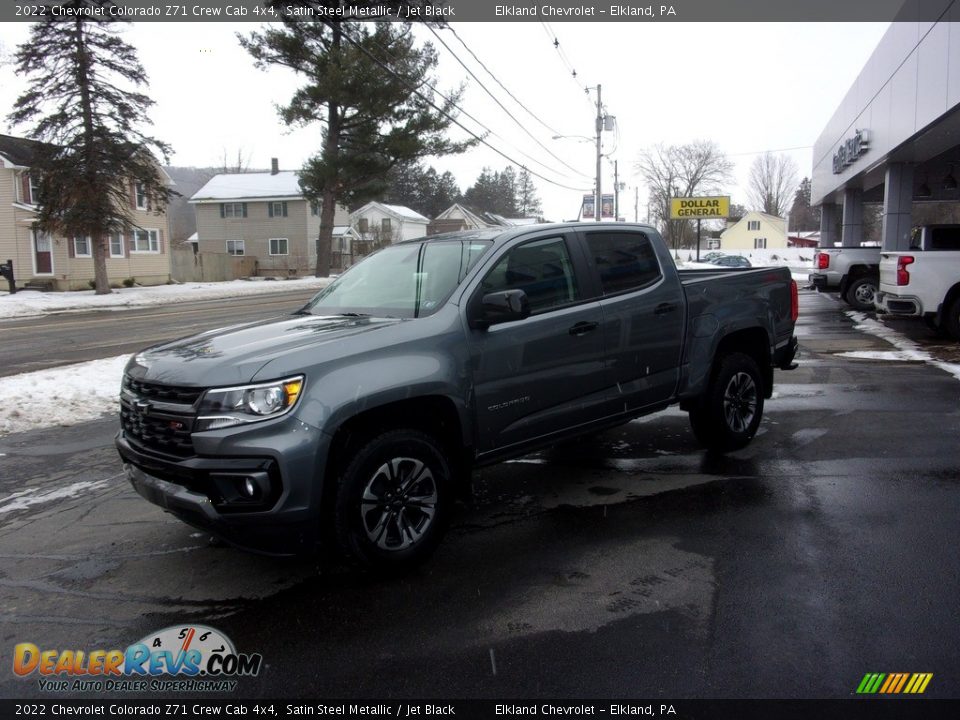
689,352,765,452
334,429,451,573
944,297,960,341
844,276,878,311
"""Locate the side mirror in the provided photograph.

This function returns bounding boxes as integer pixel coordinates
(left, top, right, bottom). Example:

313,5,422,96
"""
471,289,530,329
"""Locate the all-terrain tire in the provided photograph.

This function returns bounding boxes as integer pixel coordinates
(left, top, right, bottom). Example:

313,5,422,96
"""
689,352,765,453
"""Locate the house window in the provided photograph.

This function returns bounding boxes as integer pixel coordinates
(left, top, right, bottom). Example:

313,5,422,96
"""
221,202,247,218
747,220,760,231
28,174,41,204
754,237,767,249
226,240,245,256
358,218,369,233
73,236,92,258
381,218,392,234
135,182,147,210
109,233,125,258
268,201,288,218
131,229,160,253
269,238,288,256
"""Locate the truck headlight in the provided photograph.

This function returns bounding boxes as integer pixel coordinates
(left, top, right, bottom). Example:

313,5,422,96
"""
195,376,304,431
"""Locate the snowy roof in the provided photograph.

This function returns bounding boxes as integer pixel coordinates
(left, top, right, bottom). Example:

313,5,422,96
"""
190,171,303,202
333,225,359,237
351,201,429,224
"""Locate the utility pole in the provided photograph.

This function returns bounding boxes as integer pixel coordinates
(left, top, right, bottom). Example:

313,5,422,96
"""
613,160,619,221
595,83,602,223
634,187,639,223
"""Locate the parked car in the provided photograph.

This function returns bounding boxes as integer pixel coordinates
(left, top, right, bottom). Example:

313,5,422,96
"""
875,225,960,338
116,223,798,571
701,251,725,262
711,255,752,268
809,246,881,311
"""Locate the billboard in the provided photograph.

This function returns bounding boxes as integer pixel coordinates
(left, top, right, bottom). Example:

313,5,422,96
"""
582,194,595,219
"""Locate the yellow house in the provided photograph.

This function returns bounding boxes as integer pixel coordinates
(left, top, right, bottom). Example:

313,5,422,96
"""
719,211,788,251
0,134,173,291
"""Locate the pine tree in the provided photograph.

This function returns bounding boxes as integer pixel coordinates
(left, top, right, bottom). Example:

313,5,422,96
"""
8,3,172,295
515,168,543,218
241,14,476,277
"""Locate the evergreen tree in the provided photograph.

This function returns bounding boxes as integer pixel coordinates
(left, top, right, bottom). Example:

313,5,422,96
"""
241,13,476,277
8,3,172,295
463,167,500,214
788,177,821,231
515,168,543,218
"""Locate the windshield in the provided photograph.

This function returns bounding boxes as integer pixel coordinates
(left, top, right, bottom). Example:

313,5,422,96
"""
301,240,493,319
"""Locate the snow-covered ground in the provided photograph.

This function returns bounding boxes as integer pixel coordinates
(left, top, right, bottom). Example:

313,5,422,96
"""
0,275,333,319
675,247,814,285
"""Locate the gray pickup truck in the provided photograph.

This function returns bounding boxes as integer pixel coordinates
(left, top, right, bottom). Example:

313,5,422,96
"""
116,223,798,570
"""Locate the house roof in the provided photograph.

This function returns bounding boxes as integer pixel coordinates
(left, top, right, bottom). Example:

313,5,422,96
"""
0,134,43,167
351,201,430,224
333,225,360,237
435,203,495,228
190,171,303,202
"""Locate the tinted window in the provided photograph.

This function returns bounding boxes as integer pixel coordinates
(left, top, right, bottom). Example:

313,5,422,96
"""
929,227,960,250
482,237,579,313
585,232,661,294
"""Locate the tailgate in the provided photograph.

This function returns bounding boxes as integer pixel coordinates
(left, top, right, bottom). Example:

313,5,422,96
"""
879,252,906,291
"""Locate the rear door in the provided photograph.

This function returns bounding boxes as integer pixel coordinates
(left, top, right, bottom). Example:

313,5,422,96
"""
577,228,685,410
467,231,608,453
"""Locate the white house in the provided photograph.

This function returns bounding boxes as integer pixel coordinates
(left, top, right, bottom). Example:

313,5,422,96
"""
719,211,788,251
350,202,430,247
428,203,496,234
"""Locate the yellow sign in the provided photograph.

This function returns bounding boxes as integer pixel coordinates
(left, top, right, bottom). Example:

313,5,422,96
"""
670,196,730,219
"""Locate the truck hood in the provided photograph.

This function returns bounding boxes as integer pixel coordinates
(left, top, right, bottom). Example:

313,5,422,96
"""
125,314,403,387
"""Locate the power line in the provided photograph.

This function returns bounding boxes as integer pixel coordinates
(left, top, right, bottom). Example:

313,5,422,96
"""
426,25,592,182
340,27,591,194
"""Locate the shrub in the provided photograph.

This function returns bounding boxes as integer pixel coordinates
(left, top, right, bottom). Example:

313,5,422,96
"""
122,277,136,288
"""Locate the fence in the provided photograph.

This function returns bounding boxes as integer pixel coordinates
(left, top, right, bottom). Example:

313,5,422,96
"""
171,248,258,283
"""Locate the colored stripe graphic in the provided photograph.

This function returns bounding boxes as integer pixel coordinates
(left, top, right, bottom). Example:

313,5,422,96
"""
857,672,932,694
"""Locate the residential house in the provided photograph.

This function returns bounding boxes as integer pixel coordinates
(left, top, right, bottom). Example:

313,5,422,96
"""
719,211,789,251
0,133,173,291
189,161,350,276
427,203,498,235
331,225,362,270
350,202,430,256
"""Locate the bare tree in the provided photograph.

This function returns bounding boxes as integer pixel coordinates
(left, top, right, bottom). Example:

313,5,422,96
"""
219,147,252,174
635,140,734,249
747,152,799,217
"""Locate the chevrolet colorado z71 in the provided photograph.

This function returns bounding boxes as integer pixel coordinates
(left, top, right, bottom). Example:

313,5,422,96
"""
117,223,798,570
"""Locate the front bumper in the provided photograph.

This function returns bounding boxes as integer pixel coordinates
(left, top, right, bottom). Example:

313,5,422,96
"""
116,418,331,554
875,291,922,316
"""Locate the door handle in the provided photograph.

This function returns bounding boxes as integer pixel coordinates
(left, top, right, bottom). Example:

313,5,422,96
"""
654,302,677,315
568,321,599,336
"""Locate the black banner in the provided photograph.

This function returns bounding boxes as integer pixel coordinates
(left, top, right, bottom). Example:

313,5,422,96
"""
1,0,956,23
3,699,960,720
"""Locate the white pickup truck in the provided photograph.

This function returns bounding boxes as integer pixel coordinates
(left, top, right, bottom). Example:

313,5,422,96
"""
875,225,960,339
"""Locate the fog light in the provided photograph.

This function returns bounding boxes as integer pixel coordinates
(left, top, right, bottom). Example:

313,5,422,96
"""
243,478,257,498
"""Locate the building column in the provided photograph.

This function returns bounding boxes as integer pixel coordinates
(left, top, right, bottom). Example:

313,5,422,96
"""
841,188,864,246
881,163,914,251
820,203,838,247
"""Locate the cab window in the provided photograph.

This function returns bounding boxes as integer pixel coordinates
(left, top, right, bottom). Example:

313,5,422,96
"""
481,237,579,314
585,232,662,294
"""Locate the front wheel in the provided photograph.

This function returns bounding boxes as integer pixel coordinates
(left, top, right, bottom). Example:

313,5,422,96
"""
689,352,765,452
334,429,452,572
844,276,878,311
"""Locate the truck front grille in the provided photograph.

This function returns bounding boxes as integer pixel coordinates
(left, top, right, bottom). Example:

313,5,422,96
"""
120,377,202,458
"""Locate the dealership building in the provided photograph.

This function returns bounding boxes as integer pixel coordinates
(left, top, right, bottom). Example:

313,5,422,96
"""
812,3,960,249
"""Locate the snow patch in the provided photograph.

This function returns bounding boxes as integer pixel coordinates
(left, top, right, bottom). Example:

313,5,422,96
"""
0,276,332,320
844,311,960,382
0,355,130,436
0,479,111,514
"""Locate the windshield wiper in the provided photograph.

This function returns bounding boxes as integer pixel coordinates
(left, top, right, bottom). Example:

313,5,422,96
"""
335,312,371,317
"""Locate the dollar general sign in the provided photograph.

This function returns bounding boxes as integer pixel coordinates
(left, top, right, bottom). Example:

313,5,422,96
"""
670,196,730,219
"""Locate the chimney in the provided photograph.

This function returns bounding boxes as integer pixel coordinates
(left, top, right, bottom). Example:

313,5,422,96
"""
271,158,279,175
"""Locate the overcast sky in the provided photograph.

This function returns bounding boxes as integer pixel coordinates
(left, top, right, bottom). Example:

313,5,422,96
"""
0,21,890,222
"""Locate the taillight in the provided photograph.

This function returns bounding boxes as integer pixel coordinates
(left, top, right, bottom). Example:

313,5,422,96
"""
896,255,914,286
790,279,799,322
816,253,830,270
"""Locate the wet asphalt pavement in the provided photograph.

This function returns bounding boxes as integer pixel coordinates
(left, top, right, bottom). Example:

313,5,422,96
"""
1,290,959,700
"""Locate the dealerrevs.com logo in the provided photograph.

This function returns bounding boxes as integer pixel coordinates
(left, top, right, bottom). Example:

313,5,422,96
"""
13,625,263,693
